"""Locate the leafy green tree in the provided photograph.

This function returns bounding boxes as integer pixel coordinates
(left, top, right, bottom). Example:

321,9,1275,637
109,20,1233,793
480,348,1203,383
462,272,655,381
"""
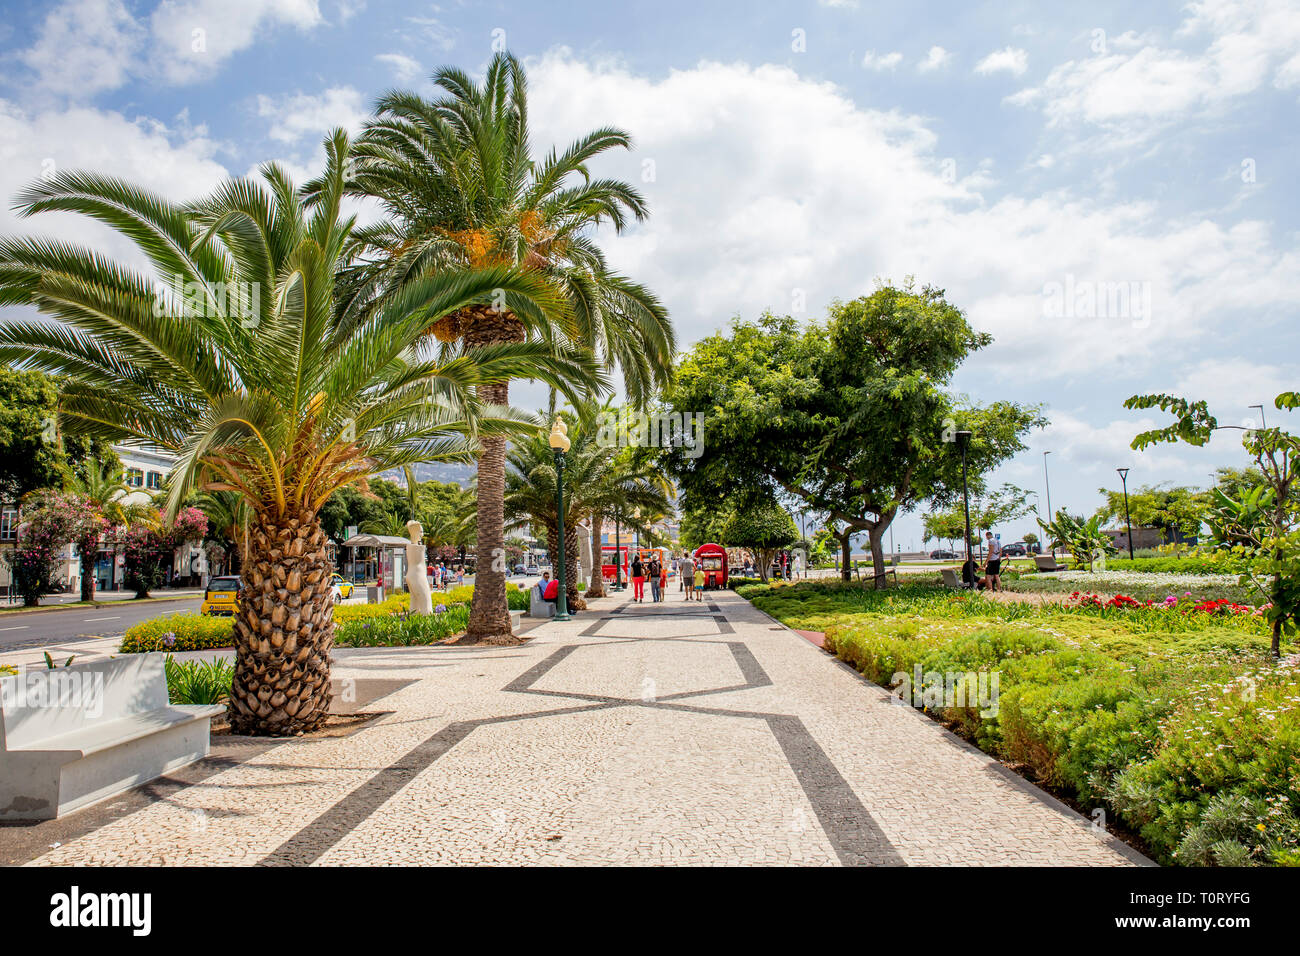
0,367,116,503
340,52,675,643
1094,483,1208,543
1126,390,1299,656
1037,510,1116,570
663,284,1042,587
0,130,589,734
720,495,798,582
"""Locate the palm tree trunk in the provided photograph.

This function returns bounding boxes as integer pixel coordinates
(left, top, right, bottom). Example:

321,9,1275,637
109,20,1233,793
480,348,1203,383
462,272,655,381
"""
228,510,334,736
565,521,584,610
586,516,605,598
463,307,525,644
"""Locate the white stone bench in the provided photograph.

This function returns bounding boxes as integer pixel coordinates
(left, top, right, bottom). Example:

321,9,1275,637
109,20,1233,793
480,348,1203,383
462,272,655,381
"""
528,583,555,619
1034,555,1065,572
0,654,224,820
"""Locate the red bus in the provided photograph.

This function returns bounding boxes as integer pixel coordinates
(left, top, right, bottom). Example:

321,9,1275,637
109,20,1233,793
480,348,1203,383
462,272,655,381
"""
693,543,728,589
600,545,630,582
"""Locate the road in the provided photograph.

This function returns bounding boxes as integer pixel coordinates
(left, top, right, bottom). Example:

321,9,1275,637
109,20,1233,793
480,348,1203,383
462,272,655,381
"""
0,596,203,650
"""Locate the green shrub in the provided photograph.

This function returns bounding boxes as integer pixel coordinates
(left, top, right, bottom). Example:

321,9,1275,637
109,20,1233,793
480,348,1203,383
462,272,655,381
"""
740,576,1300,866
164,654,234,705
121,613,235,653
335,605,470,646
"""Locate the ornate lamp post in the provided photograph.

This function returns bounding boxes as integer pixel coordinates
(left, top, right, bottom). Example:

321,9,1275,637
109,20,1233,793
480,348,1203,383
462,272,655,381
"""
1117,467,1134,560
549,417,572,621
956,430,973,568
613,506,625,591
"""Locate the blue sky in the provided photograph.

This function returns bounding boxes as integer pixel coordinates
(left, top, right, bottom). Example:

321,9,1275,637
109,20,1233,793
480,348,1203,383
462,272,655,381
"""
1,0,1297,548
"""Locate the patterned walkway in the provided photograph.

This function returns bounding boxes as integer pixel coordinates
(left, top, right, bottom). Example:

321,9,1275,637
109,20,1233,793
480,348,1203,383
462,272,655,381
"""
19,588,1148,866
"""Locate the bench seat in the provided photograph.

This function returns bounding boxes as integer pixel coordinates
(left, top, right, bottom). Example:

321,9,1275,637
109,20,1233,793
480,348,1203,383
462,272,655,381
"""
1,654,225,820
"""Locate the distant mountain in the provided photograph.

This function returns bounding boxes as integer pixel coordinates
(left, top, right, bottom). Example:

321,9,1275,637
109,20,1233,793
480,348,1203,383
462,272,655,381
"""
381,461,475,487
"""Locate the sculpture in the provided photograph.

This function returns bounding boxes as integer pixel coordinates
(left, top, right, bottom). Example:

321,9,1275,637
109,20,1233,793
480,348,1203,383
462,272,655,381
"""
405,519,433,614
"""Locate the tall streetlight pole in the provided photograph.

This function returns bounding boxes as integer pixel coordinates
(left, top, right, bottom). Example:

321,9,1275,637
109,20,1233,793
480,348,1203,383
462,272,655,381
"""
549,417,571,621
1043,450,1054,558
1117,467,1134,560
956,431,973,568
613,507,624,591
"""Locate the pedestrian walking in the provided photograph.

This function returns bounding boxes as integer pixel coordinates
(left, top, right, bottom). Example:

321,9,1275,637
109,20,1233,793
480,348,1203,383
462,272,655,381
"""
649,555,662,602
631,555,645,602
680,551,694,600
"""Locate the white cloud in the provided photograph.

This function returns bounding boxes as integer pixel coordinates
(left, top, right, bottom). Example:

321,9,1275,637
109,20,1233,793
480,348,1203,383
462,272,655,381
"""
256,86,367,143
974,46,1029,76
376,52,422,84
407,14,456,52
0,99,229,270
523,52,1299,388
151,0,326,83
18,0,144,98
861,50,903,71
818,0,859,7
917,46,952,72
16,0,330,93
1011,0,1300,131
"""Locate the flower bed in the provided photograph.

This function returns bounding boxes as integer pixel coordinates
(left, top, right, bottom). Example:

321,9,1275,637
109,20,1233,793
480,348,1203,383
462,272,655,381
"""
120,612,236,653
741,578,1299,866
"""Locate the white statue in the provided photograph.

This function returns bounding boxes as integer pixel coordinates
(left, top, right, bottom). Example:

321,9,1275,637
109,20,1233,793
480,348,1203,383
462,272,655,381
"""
405,519,432,614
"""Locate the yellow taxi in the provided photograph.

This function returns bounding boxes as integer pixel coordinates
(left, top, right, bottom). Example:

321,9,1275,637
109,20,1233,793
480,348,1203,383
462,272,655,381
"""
200,575,241,616
331,574,354,600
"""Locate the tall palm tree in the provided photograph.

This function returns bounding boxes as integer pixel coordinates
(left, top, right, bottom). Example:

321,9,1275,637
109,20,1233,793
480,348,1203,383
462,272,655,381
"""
0,129,594,734
504,412,672,609
341,52,676,642
583,449,674,599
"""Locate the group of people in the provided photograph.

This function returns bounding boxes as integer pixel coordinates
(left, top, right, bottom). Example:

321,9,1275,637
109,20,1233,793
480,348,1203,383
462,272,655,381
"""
426,563,464,590
627,551,708,603
630,553,669,602
960,532,1004,592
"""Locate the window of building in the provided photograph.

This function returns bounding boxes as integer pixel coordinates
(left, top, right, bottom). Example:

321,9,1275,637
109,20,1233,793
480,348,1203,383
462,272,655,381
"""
126,468,144,488
1,508,17,541
146,471,162,490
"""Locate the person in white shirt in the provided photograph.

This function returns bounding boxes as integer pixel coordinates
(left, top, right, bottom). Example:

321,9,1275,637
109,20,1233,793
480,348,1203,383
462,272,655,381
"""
984,532,1003,591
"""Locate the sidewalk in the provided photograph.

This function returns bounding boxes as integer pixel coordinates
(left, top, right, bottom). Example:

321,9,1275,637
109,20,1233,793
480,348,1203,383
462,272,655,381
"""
9,586,1148,866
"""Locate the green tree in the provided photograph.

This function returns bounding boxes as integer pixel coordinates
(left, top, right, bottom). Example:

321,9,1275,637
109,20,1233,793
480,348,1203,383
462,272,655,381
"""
663,285,1042,587
0,131,591,734
1126,390,1300,656
0,367,115,503
720,495,798,582
341,52,675,643
1094,483,1209,543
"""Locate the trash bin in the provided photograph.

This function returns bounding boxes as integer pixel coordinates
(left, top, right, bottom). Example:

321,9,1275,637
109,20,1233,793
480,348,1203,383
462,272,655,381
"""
366,584,385,604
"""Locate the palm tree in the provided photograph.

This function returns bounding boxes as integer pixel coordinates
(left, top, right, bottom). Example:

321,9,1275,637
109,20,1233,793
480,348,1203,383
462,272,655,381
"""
504,412,672,609
191,489,252,573
0,130,594,734
583,450,674,599
341,52,676,642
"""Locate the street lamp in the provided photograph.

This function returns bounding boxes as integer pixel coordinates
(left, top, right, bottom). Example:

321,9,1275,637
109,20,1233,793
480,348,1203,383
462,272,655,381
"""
548,416,571,621
955,431,973,570
1250,404,1266,429
1043,450,1054,558
1116,467,1134,560
612,507,624,591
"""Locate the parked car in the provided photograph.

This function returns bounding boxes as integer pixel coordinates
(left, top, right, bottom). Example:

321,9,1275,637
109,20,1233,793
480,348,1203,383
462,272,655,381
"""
929,549,955,559
200,575,241,616
1001,542,1027,557
330,574,354,601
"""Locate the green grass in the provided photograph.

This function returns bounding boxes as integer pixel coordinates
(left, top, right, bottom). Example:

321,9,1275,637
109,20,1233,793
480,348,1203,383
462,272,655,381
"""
738,578,1299,866
164,654,234,705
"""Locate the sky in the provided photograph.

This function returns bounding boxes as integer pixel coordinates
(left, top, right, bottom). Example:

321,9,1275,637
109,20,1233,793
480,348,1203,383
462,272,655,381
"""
0,0,1297,549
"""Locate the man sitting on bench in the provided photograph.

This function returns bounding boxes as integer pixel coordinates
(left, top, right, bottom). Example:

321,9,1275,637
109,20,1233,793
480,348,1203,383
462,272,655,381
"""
541,571,560,608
